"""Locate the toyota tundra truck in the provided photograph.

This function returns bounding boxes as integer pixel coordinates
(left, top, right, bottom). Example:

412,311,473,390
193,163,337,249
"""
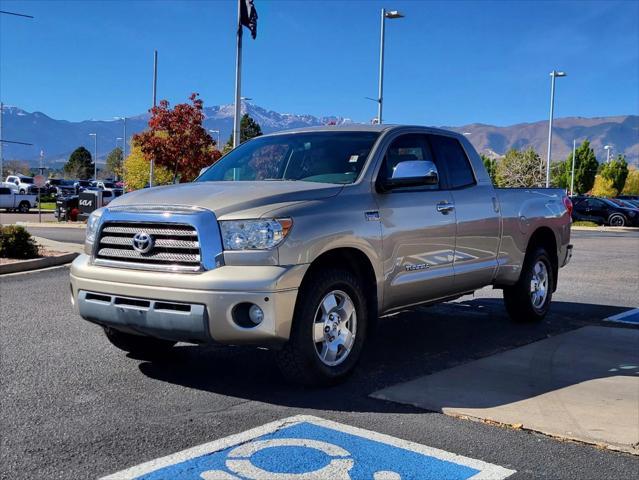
70,125,573,385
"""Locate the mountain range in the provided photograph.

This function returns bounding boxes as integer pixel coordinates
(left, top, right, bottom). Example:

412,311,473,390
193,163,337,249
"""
1,103,637,168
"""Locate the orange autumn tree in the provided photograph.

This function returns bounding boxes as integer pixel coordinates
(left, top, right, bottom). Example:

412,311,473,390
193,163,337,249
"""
133,93,221,183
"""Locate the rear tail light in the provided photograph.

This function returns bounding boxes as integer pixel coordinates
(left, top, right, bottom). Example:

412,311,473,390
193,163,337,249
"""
563,196,573,217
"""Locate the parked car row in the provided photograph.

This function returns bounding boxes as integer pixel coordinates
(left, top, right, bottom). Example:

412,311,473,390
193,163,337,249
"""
571,195,639,227
3,175,123,197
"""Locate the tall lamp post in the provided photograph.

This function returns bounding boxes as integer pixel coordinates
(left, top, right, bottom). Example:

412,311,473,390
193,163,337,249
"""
604,145,612,163
114,117,127,186
89,133,97,179
570,139,577,196
375,9,404,124
209,129,221,149
545,70,567,188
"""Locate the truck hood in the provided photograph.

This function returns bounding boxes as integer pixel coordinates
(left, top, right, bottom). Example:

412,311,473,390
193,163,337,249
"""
108,181,343,218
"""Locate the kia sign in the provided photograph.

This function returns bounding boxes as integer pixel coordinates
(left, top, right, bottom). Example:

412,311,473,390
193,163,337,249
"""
79,191,101,215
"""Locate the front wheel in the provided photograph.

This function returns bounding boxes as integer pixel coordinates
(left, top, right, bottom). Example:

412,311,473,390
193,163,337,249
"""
103,327,176,359
276,268,368,386
608,213,626,227
503,247,554,323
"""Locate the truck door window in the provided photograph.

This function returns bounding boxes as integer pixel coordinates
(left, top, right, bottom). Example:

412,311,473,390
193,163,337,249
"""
428,135,476,189
378,134,441,190
0,188,10,195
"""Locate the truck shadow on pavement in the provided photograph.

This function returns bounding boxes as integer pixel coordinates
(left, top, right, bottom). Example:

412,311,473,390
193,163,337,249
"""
137,298,634,413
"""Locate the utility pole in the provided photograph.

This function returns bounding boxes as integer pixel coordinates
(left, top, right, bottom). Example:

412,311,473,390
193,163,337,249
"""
89,133,97,179
0,102,3,180
233,0,243,148
570,139,576,196
150,50,158,187
545,70,567,188
375,9,404,125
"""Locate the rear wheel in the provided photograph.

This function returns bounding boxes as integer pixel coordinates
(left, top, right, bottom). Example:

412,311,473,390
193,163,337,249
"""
276,268,368,386
18,201,30,213
503,247,554,323
103,327,176,358
608,213,626,227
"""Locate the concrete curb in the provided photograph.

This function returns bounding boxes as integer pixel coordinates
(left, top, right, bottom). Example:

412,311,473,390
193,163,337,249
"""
0,236,83,275
572,226,639,233
15,221,86,229
0,252,78,275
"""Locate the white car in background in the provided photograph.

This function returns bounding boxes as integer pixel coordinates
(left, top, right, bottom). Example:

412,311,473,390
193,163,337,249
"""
0,186,38,212
5,175,35,194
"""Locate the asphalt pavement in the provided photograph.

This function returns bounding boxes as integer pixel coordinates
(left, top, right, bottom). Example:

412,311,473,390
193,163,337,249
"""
1,230,638,479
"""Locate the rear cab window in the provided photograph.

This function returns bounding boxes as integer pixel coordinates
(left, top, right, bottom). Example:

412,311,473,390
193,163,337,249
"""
428,134,476,189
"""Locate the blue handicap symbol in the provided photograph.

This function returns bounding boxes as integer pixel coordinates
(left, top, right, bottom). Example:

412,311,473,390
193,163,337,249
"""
120,417,514,480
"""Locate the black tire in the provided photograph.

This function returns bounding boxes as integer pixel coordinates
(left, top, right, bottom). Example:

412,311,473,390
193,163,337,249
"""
103,327,176,358
18,201,30,213
503,247,554,323
608,213,626,227
276,268,368,386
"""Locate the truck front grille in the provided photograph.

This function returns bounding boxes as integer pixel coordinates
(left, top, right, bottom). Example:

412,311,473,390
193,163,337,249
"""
95,222,201,271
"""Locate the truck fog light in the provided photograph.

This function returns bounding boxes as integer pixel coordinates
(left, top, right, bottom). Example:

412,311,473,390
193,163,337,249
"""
248,304,264,325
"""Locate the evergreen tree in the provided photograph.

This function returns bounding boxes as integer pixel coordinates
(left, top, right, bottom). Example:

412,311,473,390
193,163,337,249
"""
64,146,94,179
224,113,263,153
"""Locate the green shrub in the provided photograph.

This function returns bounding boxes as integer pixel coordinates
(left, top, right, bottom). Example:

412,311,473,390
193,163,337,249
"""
0,225,40,259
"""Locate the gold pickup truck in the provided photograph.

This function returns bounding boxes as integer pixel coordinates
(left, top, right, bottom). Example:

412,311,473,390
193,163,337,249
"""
70,125,572,385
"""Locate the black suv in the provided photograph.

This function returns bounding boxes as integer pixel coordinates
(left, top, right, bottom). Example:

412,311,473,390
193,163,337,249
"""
571,196,639,227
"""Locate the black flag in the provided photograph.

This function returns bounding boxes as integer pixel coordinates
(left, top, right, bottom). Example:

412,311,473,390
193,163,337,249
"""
240,0,258,39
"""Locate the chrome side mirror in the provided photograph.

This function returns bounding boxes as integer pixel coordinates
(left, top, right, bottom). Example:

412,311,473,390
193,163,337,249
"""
382,160,439,191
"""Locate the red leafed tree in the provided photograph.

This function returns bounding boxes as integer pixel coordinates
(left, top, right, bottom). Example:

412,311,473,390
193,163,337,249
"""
133,93,221,182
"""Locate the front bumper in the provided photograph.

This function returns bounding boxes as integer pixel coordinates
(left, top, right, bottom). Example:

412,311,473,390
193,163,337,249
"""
70,254,308,345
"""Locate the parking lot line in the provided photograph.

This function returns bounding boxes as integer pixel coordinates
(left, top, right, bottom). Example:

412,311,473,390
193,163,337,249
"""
102,415,515,480
605,308,639,324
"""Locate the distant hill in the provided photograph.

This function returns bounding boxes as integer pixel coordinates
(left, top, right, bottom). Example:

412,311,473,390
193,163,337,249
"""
1,103,636,168
447,115,638,165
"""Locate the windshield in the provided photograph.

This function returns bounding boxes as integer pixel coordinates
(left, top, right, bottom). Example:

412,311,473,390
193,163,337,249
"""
103,182,116,188
197,131,379,184
21,177,34,184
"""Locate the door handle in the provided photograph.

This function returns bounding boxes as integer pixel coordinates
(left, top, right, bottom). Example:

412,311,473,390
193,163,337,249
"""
436,202,455,214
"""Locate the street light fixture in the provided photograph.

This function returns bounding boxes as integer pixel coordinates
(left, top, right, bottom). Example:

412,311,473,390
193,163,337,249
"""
209,129,221,148
375,8,404,125
545,70,567,188
89,133,97,180
604,145,612,163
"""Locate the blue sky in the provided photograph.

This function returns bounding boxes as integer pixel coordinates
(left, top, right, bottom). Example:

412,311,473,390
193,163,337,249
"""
1,0,637,126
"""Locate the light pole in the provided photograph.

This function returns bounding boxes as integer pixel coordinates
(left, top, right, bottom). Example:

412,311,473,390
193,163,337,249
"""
114,117,127,185
209,129,221,148
570,140,577,197
89,133,97,179
376,9,404,125
545,70,567,188
604,145,612,163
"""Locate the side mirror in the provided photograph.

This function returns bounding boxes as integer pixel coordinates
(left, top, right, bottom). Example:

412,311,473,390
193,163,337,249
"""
381,160,439,191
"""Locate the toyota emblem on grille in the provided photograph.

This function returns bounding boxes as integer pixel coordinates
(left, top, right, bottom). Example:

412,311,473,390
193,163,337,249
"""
132,232,154,254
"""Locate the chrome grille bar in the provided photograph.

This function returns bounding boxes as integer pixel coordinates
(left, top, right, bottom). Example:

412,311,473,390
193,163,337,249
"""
99,236,199,249
102,225,197,236
97,248,200,263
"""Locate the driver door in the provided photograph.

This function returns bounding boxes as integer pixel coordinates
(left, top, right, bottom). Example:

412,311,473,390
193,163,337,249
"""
375,133,457,311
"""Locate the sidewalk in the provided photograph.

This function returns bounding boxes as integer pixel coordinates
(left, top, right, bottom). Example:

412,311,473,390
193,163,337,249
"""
373,326,639,454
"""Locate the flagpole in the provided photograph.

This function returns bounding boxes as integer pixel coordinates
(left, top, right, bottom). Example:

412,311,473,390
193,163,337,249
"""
233,0,243,149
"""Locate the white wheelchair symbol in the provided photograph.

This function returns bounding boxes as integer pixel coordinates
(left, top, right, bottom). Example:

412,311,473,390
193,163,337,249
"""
200,438,401,480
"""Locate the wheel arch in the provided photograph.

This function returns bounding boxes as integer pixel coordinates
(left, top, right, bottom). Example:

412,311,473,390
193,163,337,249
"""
526,226,559,291
298,247,379,326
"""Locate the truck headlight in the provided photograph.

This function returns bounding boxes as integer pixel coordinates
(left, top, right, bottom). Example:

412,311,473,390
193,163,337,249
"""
85,208,105,254
219,218,292,250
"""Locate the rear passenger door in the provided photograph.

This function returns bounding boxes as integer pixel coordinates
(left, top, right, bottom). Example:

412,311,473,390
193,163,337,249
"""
428,134,501,292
